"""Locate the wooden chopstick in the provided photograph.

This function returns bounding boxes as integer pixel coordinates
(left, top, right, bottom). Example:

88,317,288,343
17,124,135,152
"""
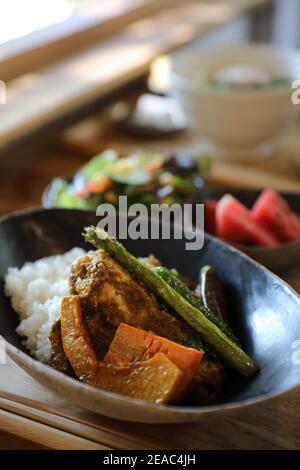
0,408,110,450
0,392,161,450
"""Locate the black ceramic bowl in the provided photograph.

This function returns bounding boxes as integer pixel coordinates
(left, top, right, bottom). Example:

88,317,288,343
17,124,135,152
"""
190,187,300,272
0,208,300,423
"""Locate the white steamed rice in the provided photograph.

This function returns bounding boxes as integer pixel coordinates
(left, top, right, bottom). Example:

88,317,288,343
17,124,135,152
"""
4,247,85,362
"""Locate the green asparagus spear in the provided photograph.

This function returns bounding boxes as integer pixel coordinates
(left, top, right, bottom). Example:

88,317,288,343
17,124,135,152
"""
150,267,217,358
83,226,259,377
152,266,240,346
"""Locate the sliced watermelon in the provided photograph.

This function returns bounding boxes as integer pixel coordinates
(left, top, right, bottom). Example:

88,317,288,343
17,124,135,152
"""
216,194,280,247
204,199,217,235
251,189,300,242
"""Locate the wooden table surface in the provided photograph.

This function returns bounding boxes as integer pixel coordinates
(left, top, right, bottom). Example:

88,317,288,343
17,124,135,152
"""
1,113,300,449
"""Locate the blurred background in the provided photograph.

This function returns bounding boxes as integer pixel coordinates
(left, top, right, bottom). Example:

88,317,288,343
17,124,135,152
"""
1,1,299,49
0,0,299,214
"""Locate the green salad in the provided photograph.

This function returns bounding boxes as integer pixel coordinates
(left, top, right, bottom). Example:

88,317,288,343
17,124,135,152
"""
45,150,211,209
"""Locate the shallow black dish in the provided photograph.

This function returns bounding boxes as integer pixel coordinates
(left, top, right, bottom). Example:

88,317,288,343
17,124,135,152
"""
0,208,300,423
190,186,300,272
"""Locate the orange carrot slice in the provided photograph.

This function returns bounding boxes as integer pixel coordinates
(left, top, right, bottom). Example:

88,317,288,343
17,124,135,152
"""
104,322,203,400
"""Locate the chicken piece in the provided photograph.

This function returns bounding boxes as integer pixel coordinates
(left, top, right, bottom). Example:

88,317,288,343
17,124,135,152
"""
61,295,183,404
69,250,186,344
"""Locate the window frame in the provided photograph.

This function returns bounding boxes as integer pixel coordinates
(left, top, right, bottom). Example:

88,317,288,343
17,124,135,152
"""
0,0,180,82
0,0,274,157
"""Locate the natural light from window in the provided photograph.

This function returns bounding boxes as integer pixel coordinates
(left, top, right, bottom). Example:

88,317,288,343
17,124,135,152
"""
0,0,135,45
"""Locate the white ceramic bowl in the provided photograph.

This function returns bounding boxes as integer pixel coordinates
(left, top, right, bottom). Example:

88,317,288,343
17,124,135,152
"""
170,44,300,161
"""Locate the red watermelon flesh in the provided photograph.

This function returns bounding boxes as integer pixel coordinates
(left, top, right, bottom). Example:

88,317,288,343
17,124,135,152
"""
251,189,300,242
204,199,217,235
216,194,280,247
